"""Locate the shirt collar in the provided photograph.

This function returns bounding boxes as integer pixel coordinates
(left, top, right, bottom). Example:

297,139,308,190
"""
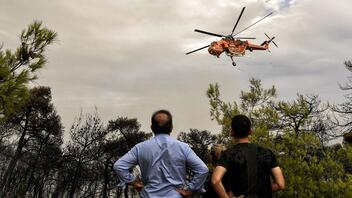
155,134,170,137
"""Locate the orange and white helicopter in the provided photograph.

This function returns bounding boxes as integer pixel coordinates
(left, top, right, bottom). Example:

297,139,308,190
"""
186,7,278,66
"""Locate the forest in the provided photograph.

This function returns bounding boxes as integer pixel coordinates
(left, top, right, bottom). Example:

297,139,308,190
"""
0,22,351,198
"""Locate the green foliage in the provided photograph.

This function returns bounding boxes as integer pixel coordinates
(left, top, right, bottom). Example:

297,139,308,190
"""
0,21,57,121
178,129,218,162
239,78,277,114
206,78,352,197
207,78,278,144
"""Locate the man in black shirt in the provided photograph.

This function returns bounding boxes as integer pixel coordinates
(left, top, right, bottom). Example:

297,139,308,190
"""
211,115,285,198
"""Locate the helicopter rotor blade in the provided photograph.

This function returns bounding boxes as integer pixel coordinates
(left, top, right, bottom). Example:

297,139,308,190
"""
264,32,271,40
231,7,246,35
194,29,225,37
185,45,210,55
233,11,274,36
272,41,279,48
234,37,256,39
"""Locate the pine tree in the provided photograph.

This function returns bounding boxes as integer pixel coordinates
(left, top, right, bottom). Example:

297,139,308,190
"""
206,78,352,197
0,86,63,197
0,21,57,121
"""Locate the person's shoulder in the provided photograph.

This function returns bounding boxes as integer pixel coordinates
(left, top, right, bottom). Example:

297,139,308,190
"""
252,144,277,162
220,144,242,158
172,139,195,156
133,137,154,148
254,144,274,154
173,138,191,148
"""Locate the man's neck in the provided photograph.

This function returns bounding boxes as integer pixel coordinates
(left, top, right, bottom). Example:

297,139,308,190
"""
235,137,250,144
155,133,170,136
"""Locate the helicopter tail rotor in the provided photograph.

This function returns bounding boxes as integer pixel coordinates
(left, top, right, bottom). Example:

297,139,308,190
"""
264,33,278,48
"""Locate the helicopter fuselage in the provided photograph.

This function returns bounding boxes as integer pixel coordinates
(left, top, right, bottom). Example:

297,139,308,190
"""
208,38,268,58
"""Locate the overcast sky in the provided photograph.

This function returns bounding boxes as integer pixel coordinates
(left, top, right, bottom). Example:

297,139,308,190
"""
1,0,351,138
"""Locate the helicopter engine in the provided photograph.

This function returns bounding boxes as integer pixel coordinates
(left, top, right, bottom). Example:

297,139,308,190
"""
208,41,226,57
227,40,246,56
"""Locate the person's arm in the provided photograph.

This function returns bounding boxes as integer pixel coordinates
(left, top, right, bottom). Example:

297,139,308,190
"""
181,145,209,194
211,166,229,198
114,146,142,188
269,150,285,192
271,166,285,191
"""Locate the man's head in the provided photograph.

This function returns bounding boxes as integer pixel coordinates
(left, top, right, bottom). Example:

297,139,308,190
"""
231,114,252,138
151,110,173,135
210,144,225,163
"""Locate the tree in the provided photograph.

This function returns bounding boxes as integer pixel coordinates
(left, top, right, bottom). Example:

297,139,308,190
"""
274,94,336,145
64,111,107,198
0,21,57,121
107,117,151,150
207,78,278,145
50,115,151,198
23,126,63,197
333,60,352,144
0,86,63,197
178,129,217,163
106,117,151,198
274,133,351,197
206,78,352,197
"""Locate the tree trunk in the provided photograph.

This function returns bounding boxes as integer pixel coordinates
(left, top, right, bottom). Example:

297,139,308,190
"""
69,161,81,198
0,112,30,196
52,175,67,198
82,178,95,198
38,170,50,198
124,184,129,198
115,186,121,198
92,176,99,197
25,133,49,195
25,167,36,196
32,175,40,198
102,157,110,198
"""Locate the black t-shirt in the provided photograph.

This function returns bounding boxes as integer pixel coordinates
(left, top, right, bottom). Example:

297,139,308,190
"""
218,143,278,198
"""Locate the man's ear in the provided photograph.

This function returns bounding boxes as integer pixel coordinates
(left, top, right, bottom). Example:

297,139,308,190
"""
249,129,253,135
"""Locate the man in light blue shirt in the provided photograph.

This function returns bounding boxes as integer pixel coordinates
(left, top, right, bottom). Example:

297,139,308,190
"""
114,110,209,198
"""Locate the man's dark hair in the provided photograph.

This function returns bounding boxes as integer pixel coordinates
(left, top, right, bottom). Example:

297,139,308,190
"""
231,115,251,138
151,110,173,134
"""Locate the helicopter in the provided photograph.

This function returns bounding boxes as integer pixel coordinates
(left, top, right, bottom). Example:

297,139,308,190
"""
186,7,278,66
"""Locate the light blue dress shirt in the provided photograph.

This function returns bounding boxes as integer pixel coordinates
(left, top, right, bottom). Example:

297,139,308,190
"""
114,134,209,198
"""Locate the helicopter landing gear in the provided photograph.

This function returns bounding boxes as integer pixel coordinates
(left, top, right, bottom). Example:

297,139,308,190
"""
230,56,236,67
